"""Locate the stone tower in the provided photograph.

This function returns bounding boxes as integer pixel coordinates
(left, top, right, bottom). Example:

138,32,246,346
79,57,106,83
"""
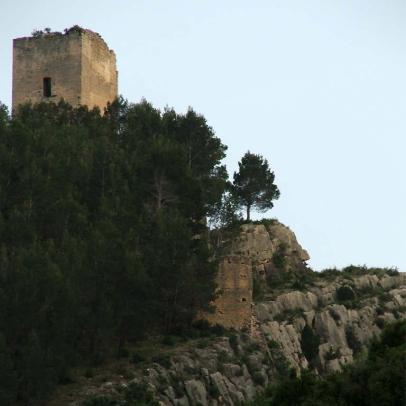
12,27,118,112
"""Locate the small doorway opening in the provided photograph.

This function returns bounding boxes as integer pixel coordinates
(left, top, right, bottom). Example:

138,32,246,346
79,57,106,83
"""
43,77,52,97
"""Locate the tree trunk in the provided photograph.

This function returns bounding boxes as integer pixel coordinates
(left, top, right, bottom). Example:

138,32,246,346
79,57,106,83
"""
246,205,251,221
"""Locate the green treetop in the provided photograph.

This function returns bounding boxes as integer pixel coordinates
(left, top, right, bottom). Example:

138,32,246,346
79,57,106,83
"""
232,151,280,221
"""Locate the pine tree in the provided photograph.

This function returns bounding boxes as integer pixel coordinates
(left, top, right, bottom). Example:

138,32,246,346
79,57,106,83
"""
232,152,280,220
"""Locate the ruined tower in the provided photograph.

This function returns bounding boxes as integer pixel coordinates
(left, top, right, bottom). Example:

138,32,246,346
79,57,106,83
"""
12,26,118,112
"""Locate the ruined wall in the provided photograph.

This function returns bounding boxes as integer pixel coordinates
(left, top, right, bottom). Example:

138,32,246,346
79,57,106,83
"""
204,256,252,330
205,222,310,330
12,33,82,110
12,29,117,112
80,30,118,111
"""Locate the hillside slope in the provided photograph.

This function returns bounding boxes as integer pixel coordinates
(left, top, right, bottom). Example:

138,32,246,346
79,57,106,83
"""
50,256,405,405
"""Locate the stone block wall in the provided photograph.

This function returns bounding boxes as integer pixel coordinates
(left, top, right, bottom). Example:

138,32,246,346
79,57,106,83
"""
12,33,82,109
204,256,253,330
80,30,118,110
12,29,117,112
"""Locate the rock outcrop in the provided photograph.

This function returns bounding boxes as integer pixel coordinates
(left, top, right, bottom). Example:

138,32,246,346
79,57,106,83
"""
255,272,406,373
204,221,309,329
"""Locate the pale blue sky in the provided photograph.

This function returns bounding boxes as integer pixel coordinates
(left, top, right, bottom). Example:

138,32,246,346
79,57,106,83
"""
1,0,405,270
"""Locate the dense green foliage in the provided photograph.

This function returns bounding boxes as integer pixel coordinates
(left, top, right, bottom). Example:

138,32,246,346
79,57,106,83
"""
250,320,406,406
0,99,228,404
300,325,320,368
232,152,280,220
266,264,400,294
319,265,400,280
336,285,356,303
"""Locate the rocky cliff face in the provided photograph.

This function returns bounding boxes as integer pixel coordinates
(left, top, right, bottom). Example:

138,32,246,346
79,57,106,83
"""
255,272,406,373
204,222,309,329
229,221,310,276
56,223,406,406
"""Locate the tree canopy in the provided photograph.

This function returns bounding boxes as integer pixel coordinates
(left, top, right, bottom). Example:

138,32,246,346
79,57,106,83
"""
0,99,227,403
232,151,280,220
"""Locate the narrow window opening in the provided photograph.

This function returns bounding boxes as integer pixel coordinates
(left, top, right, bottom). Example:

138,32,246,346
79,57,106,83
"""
43,77,52,97
241,297,247,302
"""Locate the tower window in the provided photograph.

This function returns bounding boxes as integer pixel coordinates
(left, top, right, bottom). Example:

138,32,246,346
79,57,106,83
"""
43,77,52,97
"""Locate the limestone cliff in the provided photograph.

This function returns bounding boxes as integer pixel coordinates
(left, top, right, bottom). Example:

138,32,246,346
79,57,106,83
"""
204,221,310,329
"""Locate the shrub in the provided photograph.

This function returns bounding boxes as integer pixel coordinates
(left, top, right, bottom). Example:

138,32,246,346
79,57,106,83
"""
210,323,227,336
375,306,385,316
386,268,400,276
161,335,176,346
300,326,320,367
117,347,130,358
151,354,171,368
378,291,392,304
342,265,367,275
252,218,278,228
229,334,239,354
336,285,356,303
371,319,406,354
319,268,341,279
84,367,94,379
208,383,220,399
291,279,306,290
252,371,266,385
272,243,287,270
345,326,362,355
124,382,158,405
357,285,380,297
246,342,261,353
375,317,386,329
253,277,265,301
267,269,288,289
130,352,146,365
273,353,292,379
329,308,341,322
83,396,118,406
197,338,210,349
274,308,305,323
186,320,228,339
190,319,212,337
58,366,75,385
267,339,280,350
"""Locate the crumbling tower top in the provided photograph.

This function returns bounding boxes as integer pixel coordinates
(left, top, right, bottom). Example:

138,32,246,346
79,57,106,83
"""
12,26,118,112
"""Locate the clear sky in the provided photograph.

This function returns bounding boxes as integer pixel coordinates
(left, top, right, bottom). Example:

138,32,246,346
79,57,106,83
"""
1,0,405,271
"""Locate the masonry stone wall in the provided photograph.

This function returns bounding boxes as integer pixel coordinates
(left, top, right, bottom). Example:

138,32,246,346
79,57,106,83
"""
81,31,118,110
12,29,117,112
204,256,253,330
